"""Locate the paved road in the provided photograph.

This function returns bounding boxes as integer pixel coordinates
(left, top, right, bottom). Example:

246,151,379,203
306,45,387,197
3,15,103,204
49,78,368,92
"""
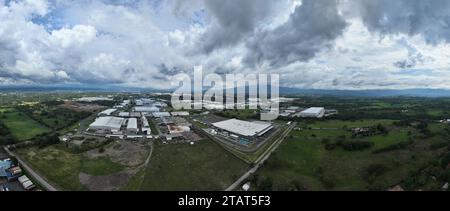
3,146,59,191
225,123,296,191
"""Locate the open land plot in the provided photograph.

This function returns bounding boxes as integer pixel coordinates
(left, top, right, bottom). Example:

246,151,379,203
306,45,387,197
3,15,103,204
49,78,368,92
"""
16,141,150,191
305,119,395,129
0,109,51,141
17,102,92,130
129,139,248,191
250,119,446,191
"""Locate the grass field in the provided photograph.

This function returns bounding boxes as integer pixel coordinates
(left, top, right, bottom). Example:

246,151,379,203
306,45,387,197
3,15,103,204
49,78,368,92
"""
17,145,125,190
252,119,443,191
306,119,395,129
129,139,248,191
0,109,51,141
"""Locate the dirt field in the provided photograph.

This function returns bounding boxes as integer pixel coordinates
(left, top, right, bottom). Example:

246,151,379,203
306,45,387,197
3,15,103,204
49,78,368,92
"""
79,140,152,190
79,172,132,191
86,140,151,167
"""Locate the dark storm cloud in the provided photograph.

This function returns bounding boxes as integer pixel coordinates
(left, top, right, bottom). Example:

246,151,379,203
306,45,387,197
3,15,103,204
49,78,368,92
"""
199,0,275,54
157,63,185,76
356,0,450,44
244,0,347,68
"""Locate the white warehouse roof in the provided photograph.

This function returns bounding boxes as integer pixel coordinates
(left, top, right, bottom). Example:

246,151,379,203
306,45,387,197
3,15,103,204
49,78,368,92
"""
171,112,189,116
127,118,138,130
90,116,125,131
212,119,273,137
99,109,117,116
298,107,325,118
134,106,160,112
152,112,171,118
301,107,324,114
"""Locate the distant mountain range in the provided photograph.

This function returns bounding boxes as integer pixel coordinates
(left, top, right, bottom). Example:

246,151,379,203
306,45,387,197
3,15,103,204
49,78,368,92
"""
279,88,450,97
2,84,450,97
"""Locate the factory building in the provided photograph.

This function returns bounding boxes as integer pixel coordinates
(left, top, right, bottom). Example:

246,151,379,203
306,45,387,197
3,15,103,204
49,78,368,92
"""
127,118,138,135
98,109,117,116
141,116,151,135
118,112,130,117
212,119,273,138
171,111,189,116
89,116,125,134
152,112,171,118
297,107,325,118
134,106,160,112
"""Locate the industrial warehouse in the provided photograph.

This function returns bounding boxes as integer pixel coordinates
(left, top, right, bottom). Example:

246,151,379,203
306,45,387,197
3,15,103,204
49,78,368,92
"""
296,107,325,118
89,116,125,134
197,116,278,149
212,119,273,138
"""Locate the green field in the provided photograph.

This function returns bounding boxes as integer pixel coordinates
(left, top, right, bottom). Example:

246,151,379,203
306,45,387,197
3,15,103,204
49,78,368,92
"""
17,145,125,190
0,109,51,141
127,139,248,191
306,119,395,129
252,119,444,191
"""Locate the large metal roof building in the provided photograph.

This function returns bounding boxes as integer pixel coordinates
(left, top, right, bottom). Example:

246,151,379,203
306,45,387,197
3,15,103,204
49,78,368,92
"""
98,109,117,116
134,106,160,112
212,119,273,137
89,116,125,131
127,118,138,134
298,107,325,118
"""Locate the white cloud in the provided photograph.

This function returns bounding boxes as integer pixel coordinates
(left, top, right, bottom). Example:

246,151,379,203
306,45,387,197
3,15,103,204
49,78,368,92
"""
1,0,450,90
50,25,97,48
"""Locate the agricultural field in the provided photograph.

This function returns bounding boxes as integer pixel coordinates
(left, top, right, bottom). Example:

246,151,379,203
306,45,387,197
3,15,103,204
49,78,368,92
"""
250,119,450,191
0,108,51,142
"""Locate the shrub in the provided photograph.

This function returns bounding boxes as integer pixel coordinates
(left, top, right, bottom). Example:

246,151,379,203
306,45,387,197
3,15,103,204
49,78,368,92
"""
324,143,337,151
372,141,413,154
341,141,374,151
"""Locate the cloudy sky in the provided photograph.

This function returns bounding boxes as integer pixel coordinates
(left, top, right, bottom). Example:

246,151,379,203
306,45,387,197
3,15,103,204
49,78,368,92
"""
2,0,450,90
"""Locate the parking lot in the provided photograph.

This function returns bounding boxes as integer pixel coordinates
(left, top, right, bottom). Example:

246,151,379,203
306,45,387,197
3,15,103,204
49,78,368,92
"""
0,179,25,191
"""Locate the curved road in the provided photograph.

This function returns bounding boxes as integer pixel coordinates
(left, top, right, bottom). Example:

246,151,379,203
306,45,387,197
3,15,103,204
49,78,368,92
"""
225,122,296,191
3,146,59,191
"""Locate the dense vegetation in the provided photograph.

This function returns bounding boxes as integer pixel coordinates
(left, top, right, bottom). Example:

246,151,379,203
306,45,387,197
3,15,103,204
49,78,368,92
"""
0,121,15,145
17,101,92,130
251,97,450,191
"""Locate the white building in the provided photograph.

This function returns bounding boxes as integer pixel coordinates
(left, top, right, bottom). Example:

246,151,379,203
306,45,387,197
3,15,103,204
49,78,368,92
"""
141,116,151,135
119,112,130,117
212,119,273,137
135,100,144,106
297,107,325,118
89,116,125,133
127,118,138,134
98,108,117,116
134,106,160,112
121,100,130,106
171,111,189,116
152,112,171,118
